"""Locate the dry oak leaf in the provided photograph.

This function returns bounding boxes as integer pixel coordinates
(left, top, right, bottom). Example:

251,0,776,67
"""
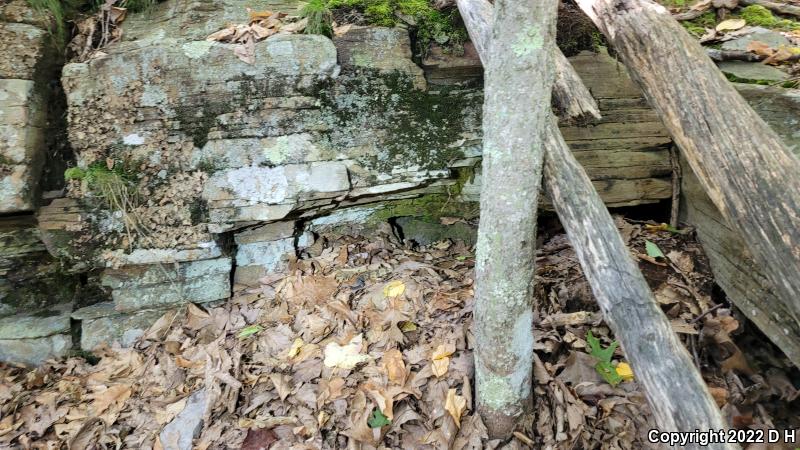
383,280,406,298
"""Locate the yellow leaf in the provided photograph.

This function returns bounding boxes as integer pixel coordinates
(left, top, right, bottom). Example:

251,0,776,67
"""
323,334,371,369
716,18,746,32
615,362,635,381
399,321,417,332
383,280,406,298
431,343,455,378
288,338,304,359
445,389,467,427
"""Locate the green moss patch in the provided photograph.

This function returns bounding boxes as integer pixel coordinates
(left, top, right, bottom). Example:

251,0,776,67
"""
739,5,800,30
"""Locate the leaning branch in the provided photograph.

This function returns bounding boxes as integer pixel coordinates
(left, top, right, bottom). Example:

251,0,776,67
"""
456,0,601,122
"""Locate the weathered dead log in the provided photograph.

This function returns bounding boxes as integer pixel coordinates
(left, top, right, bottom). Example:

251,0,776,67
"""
456,0,600,121
472,0,557,437
681,83,800,368
461,0,729,439
739,0,800,17
543,123,732,446
576,0,800,328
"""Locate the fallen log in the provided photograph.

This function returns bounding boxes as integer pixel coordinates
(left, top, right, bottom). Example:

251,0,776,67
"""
576,0,800,329
543,122,732,446
471,0,557,437
456,0,601,122
681,83,800,368
459,0,730,439
739,0,800,17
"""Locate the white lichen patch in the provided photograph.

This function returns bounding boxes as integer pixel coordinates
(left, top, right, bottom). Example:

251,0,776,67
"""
181,40,215,59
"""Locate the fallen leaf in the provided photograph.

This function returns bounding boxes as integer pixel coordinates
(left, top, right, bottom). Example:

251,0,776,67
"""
431,343,455,378
615,362,635,381
324,334,371,369
645,240,665,259
382,349,408,384
367,408,391,428
241,427,278,450
288,338,304,358
716,18,746,32
238,324,264,339
383,280,406,298
445,389,467,427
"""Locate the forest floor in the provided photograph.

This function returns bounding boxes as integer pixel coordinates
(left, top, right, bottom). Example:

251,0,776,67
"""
1,215,798,449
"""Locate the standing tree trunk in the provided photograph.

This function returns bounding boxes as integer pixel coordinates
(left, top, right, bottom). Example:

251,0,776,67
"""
575,0,800,327
456,0,600,122
473,0,557,437
461,0,732,442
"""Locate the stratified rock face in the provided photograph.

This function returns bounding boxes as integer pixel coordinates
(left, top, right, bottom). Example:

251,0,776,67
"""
52,0,673,270
29,0,675,362
0,0,56,213
0,304,72,366
0,217,79,318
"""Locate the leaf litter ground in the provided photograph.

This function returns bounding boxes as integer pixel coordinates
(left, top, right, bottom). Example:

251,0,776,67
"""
1,216,798,449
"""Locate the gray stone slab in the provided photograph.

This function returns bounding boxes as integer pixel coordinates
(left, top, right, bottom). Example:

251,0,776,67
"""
717,61,789,82
0,305,71,339
0,334,71,366
80,305,173,350
111,271,231,312
721,27,792,51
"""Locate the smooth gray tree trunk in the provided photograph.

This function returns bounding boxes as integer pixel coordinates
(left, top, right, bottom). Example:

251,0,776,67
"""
472,0,557,437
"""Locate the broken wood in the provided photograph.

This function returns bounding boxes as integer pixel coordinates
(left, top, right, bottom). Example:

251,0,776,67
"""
471,0,557,437
456,0,601,122
577,0,800,329
461,0,729,439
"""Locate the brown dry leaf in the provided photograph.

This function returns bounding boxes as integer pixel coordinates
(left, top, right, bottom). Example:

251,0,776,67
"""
708,386,729,407
382,349,408,384
248,10,274,22
241,428,278,450
431,343,455,378
334,23,353,37
764,47,794,65
445,389,467,428
746,40,774,57
206,26,236,42
89,384,132,416
155,398,188,425
269,373,293,401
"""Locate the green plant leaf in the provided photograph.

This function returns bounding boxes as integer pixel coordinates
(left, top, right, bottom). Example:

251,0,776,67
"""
587,331,623,386
367,408,391,428
237,325,263,339
595,361,623,386
645,240,665,259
